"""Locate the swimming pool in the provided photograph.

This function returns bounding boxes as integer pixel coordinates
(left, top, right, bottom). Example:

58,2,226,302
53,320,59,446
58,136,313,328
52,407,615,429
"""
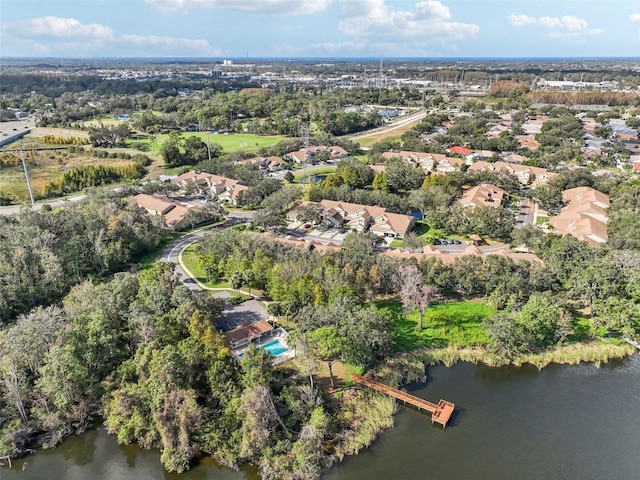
238,339,289,359
261,340,288,356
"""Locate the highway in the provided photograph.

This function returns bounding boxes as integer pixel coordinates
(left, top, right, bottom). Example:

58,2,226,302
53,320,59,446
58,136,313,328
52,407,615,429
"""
347,109,427,142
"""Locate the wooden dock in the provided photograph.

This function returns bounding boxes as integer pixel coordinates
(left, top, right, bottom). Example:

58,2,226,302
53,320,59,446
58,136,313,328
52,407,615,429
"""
624,337,640,350
352,375,455,427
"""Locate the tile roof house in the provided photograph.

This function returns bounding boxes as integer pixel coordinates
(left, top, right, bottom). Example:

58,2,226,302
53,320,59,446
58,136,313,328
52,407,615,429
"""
458,183,507,209
502,153,529,164
239,156,286,171
131,193,194,229
289,199,416,238
383,245,542,265
521,116,548,135
549,186,610,245
468,161,557,186
172,171,248,205
285,146,348,164
447,146,473,155
225,320,273,349
517,135,540,150
381,151,463,173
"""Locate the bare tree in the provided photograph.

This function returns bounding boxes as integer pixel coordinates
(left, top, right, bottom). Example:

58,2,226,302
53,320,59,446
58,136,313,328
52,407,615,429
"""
396,264,438,331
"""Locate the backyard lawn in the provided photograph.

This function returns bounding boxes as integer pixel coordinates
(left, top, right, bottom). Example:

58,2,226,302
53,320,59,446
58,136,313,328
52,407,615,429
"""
378,300,495,351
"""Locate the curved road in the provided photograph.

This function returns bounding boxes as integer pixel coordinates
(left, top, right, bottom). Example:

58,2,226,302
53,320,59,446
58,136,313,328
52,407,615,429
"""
161,212,252,293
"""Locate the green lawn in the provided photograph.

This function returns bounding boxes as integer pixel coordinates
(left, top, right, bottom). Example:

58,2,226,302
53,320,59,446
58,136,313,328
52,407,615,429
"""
133,132,288,154
181,243,229,289
293,166,338,183
378,301,495,351
536,215,550,225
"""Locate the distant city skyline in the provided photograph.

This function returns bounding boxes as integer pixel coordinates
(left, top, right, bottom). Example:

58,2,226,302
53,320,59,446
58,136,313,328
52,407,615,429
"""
1,0,640,59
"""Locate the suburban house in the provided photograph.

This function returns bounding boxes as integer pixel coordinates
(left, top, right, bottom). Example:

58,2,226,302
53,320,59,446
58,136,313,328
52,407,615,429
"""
285,145,348,164
521,116,548,135
384,244,542,265
225,320,273,349
381,151,463,173
468,161,557,186
239,156,286,171
172,171,248,205
549,186,610,245
131,193,194,229
502,153,529,164
458,183,507,209
517,135,540,150
289,199,415,238
447,146,473,155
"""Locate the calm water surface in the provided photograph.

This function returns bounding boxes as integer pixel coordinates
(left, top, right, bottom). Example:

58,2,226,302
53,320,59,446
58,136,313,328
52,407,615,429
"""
5,356,640,480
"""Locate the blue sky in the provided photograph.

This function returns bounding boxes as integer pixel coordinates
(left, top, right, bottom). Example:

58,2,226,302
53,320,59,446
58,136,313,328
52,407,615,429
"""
1,0,639,58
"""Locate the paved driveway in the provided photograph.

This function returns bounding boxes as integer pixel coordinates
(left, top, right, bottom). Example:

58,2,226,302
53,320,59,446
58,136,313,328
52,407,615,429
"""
213,290,268,332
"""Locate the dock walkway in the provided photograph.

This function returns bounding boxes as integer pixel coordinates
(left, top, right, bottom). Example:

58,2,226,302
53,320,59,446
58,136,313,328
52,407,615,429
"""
352,375,455,427
624,337,640,350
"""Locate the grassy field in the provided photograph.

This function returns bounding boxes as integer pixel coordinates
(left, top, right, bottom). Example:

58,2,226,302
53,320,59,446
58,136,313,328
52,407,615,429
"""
378,300,495,352
0,142,136,203
135,132,288,155
181,243,229,289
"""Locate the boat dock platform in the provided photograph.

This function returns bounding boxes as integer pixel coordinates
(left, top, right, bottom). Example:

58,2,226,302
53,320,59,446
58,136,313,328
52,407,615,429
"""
624,337,640,350
352,375,455,427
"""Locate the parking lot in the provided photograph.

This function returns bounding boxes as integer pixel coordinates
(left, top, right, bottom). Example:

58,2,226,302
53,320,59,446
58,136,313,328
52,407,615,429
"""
287,221,348,243
213,290,268,332
433,238,463,246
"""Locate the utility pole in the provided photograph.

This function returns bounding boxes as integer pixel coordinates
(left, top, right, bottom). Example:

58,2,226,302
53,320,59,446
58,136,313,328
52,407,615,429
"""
20,150,35,205
300,125,310,182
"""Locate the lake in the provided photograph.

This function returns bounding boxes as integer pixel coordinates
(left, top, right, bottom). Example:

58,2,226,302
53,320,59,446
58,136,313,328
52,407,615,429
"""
6,355,640,480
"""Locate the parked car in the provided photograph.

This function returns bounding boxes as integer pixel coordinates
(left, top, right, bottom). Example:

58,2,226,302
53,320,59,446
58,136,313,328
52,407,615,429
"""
303,223,311,229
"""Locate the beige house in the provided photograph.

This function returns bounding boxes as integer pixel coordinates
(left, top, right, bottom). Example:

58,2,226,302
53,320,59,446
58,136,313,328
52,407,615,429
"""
172,171,248,205
468,161,557,186
131,193,193,229
381,150,463,173
239,156,286,171
549,186,610,245
285,145,348,164
289,199,415,238
458,184,507,209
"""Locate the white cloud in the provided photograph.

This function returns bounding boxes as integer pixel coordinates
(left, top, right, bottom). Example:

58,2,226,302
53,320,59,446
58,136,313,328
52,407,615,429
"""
145,0,332,15
631,13,640,23
508,14,537,27
338,0,479,44
2,16,114,41
508,14,588,32
1,16,218,56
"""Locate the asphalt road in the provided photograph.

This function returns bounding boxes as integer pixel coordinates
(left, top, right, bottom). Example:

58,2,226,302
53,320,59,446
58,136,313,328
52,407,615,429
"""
0,194,88,216
516,198,536,228
160,212,253,293
347,110,427,142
